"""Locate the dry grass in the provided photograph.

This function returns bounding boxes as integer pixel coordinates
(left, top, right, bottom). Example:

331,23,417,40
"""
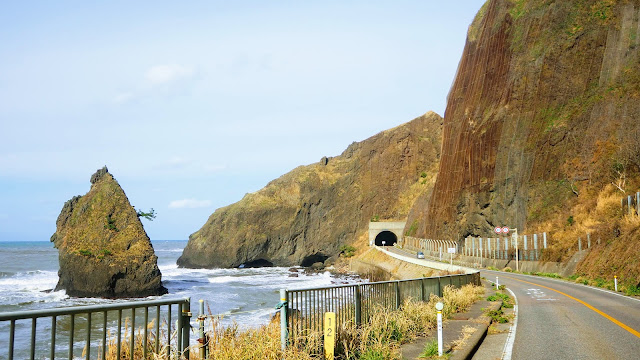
97,284,484,360
450,325,476,350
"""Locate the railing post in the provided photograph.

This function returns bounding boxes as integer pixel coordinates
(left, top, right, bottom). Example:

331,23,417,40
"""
394,282,400,309
199,299,207,360
355,285,362,326
182,299,191,360
279,289,289,352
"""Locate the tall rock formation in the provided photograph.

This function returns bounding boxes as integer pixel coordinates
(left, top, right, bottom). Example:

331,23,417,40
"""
408,0,640,244
51,166,167,298
178,112,443,268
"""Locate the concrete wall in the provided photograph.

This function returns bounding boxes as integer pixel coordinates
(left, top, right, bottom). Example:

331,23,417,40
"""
368,221,406,246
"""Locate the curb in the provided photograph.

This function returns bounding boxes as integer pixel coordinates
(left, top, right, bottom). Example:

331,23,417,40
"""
449,301,500,360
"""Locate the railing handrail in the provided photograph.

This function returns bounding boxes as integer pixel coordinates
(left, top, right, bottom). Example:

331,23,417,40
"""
0,297,190,321
286,273,474,292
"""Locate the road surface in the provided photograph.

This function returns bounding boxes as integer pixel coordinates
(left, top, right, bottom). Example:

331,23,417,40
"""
481,270,640,359
381,246,640,359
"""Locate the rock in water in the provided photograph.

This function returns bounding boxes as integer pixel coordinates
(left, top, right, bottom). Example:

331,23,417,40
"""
51,166,167,298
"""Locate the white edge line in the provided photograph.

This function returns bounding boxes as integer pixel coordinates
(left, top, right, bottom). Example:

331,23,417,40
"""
483,269,640,304
502,287,518,360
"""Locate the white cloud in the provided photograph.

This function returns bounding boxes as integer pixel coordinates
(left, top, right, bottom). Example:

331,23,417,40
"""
145,65,195,86
168,198,212,209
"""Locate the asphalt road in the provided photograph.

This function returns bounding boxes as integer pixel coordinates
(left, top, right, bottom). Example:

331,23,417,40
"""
381,246,640,359
481,269,640,360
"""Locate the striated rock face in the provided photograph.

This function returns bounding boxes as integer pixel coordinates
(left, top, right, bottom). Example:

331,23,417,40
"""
51,166,167,298
409,0,640,240
178,112,443,268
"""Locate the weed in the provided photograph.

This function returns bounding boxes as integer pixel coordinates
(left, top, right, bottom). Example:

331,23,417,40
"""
104,215,118,231
567,215,575,226
419,340,439,358
485,309,509,324
78,249,92,257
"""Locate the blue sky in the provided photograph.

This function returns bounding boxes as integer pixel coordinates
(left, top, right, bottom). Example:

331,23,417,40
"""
0,1,486,241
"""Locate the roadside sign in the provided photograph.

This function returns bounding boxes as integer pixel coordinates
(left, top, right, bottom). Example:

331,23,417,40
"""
494,227,502,234
502,227,510,234
447,248,456,254
324,312,336,359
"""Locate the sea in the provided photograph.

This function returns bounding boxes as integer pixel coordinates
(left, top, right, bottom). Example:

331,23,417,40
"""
0,240,358,359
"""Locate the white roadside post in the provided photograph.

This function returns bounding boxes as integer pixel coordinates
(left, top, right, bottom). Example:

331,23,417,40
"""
511,228,519,272
496,276,499,288
615,275,618,292
436,302,444,356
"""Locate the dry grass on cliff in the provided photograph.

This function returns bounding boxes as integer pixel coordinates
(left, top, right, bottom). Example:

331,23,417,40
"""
531,180,640,287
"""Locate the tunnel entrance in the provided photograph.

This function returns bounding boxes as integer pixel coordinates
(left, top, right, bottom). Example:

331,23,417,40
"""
374,231,397,246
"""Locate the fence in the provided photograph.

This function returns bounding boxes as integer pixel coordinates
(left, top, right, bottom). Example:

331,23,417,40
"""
281,272,480,351
403,237,458,259
462,233,548,261
621,191,640,215
0,297,191,360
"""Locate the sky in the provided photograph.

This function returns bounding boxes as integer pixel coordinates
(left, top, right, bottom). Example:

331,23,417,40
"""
0,1,486,241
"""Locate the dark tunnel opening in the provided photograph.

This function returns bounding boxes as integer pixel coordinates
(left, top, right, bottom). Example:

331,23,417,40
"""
375,231,398,246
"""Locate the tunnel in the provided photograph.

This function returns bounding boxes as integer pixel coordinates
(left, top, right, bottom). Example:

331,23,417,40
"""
374,231,397,246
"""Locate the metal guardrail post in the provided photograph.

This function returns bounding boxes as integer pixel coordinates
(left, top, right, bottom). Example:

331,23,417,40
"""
51,316,56,360
182,299,192,359
355,285,362,326
199,299,207,360
69,314,75,360
30,318,36,360
394,282,400,309
130,308,135,360
117,309,122,359
279,289,289,352
86,313,91,360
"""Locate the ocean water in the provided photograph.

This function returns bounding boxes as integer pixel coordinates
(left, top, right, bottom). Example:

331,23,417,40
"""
0,240,358,359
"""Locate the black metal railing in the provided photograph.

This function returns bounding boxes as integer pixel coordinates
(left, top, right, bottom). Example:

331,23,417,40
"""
0,297,191,360
282,272,480,349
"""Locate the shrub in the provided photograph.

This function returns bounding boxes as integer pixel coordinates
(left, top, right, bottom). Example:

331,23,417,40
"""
339,245,356,258
78,249,92,257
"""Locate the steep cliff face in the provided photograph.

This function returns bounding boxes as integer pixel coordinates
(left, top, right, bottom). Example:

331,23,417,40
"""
408,0,640,282
178,112,443,268
409,0,640,237
51,167,167,298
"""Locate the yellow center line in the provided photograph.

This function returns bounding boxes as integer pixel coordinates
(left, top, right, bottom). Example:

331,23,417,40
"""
502,275,640,339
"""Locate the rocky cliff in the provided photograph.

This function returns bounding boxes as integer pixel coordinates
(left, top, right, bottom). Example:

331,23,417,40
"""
178,112,443,268
407,0,640,283
51,167,167,298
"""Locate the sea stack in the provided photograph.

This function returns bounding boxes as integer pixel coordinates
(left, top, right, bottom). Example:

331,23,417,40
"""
51,166,167,298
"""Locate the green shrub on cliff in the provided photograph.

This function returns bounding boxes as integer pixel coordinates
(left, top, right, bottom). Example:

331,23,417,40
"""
339,245,356,258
